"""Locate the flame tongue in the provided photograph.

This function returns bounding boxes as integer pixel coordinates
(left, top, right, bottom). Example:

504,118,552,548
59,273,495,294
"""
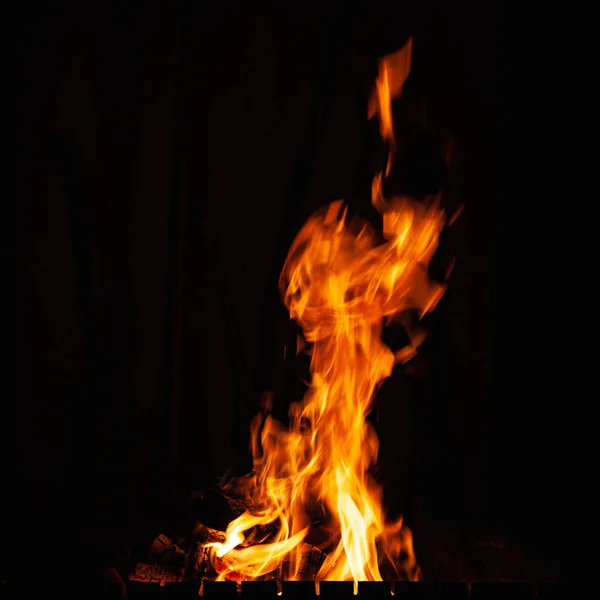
207,37,446,583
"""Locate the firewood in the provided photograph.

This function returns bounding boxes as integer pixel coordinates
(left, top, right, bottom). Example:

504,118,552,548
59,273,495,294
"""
190,521,227,545
186,543,217,579
128,561,184,584
205,526,227,544
295,543,326,580
148,534,187,567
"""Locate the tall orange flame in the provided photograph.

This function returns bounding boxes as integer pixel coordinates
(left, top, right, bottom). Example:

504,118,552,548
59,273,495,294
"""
205,37,447,584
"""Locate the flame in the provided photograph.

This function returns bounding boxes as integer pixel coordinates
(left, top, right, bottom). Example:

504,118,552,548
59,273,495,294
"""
206,37,447,583
368,37,412,176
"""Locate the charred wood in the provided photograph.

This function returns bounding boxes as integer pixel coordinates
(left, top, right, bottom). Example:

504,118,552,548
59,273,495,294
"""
205,526,228,544
190,522,227,545
295,543,326,580
186,543,218,580
148,534,187,567
128,562,184,584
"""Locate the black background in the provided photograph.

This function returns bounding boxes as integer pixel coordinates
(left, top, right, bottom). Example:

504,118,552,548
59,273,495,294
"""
11,0,562,583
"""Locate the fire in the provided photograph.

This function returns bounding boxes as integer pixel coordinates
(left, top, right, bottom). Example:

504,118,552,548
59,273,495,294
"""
205,37,447,584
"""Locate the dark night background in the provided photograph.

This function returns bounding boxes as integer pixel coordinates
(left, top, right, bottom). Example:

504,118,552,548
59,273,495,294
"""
10,0,562,585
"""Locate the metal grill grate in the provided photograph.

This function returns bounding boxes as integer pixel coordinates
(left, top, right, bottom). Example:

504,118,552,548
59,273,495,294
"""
2,580,562,599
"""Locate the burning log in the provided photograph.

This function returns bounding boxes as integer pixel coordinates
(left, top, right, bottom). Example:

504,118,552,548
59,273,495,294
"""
130,526,230,585
204,526,228,544
186,543,218,580
190,521,228,545
188,524,227,580
128,561,184,584
133,527,331,585
208,540,327,582
294,543,326,580
211,554,281,583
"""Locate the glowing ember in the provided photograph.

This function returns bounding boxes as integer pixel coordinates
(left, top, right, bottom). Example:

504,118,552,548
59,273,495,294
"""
205,37,448,584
